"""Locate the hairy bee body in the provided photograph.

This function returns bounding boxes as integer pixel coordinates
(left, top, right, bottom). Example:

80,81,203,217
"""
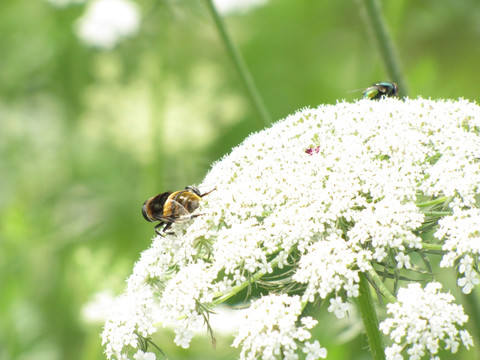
363,81,398,100
142,186,215,235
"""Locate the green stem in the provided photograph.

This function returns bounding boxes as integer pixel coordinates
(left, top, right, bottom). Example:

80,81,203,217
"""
204,0,272,126
461,291,480,352
357,0,408,96
367,268,397,303
357,273,386,360
423,211,452,217
420,243,444,252
416,196,449,208
212,255,283,305
212,268,267,305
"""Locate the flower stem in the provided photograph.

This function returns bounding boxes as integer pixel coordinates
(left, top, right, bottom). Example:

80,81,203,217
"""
423,211,452,217
212,268,267,305
357,273,386,360
204,0,272,126
357,0,408,96
367,268,397,303
420,243,444,252
416,196,450,208
212,253,287,305
461,291,480,349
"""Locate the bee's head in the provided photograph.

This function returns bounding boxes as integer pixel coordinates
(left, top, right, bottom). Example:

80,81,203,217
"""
142,199,154,222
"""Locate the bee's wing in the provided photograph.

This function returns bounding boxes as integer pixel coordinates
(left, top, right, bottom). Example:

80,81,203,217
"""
161,199,193,223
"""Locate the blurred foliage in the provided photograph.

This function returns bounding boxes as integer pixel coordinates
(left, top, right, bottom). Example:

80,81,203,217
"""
1,0,479,359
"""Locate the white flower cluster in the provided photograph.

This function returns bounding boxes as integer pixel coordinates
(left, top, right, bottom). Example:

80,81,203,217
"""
292,232,361,304
102,285,158,359
75,0,141,49
158,261,219,348
232,294,326,360
348,198,424,266
133,350,155,360
436,207,480,293
102,98,480,359
380,282,473,360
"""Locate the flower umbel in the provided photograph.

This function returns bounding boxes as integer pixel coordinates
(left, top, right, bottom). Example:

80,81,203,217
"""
436,207,480,293
232,294,325,360
102,98,480,359
380,282,472,359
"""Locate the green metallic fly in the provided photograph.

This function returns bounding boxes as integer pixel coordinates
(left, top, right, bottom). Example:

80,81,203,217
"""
363,81,399,100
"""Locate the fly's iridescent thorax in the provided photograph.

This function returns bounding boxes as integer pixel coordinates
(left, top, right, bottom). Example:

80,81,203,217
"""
363,81,398,100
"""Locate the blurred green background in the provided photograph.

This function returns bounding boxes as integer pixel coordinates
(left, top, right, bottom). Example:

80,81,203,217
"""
1,0,480,359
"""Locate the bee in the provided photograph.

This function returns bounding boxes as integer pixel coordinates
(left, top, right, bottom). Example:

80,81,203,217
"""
142,186,216,235
362,81,399,100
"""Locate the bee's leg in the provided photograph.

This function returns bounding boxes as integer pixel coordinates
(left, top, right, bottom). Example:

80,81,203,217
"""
161,222,176,236
154,223,166,236
200,187,217,197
